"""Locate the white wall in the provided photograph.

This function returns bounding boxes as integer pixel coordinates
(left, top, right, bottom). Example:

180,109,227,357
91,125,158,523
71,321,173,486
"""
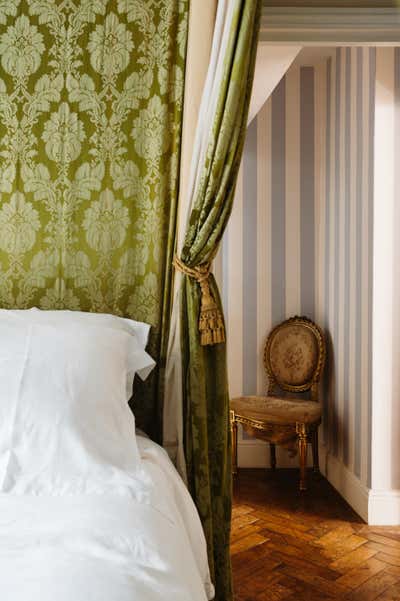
369,48,400,525
248,44,301,124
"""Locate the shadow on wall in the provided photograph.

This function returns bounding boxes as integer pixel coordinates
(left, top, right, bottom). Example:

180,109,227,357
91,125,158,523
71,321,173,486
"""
322,327,336,459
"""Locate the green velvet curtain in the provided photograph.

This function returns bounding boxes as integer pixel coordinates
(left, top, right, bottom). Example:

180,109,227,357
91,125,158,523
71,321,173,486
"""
0,0,188,436
180,2,262,599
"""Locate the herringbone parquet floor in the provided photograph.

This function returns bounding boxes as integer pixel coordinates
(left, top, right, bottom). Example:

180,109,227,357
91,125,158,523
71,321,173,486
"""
231,469,400,601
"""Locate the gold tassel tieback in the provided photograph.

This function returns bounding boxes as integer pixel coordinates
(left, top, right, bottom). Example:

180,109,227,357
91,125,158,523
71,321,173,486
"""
173,255,225,346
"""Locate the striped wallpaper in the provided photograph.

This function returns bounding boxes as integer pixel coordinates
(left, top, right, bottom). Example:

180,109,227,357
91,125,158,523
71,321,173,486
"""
215,48,376,484
316,48,375,488
215,63,318,463
217,64,317,403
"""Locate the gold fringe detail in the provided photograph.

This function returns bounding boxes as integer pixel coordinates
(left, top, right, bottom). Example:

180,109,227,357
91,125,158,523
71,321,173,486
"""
173,255,225,346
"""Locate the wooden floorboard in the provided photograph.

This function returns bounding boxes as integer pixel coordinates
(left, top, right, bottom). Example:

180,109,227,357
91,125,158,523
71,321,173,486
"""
231,469,400,600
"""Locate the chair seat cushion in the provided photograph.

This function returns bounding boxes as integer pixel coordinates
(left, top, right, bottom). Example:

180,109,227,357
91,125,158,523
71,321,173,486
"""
230,395,321,425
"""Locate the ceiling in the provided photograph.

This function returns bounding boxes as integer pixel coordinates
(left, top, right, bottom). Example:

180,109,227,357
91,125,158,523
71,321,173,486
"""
260,3,400,44
263,1,400,6
292,47,336,66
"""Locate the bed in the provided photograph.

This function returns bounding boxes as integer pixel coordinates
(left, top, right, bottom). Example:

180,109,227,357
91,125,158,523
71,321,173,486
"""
0,309,214,601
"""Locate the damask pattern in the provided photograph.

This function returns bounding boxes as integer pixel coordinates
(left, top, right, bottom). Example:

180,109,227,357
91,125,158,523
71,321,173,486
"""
0,0,188,431
0,0,186,316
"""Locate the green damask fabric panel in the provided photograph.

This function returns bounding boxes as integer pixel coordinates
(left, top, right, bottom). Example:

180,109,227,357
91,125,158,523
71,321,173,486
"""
180,2,262,599
0,0,188,436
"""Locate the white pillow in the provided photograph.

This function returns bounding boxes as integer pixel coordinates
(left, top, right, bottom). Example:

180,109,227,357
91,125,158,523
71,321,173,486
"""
0,312,155,495
0,308,153,379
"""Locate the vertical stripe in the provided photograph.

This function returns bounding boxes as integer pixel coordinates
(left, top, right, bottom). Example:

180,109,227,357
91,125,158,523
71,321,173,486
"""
242,118,258,396
354,47,363,478
213,249,223,288
343,47,351,466
331,55,337,453
227,163,243,399
315,60,327,444
314,61,325,326
265,97,272,386
221,229,229,323
213,230,224,298
300,66,315,318
366,48,376,487
329,53,337,454
324,57,332,445
361,48,374,485
333,48,341,457
338,49,347,461
348,47,358,474
314,63,321,325
271,77,286,325
257,100,270,395
285,66,301,317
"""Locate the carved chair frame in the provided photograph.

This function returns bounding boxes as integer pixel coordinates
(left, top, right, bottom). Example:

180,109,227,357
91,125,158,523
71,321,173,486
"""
231,316,326,491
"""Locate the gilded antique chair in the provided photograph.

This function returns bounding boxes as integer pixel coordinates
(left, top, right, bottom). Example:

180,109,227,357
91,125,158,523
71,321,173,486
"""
230,316,326,491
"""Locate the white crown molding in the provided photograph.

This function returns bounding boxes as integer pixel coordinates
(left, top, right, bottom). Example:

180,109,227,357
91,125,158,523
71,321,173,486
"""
260,7,400,44
263,1,399,5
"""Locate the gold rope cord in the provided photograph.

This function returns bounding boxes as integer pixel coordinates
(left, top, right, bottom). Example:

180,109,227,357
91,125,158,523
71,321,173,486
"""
173,255,225,346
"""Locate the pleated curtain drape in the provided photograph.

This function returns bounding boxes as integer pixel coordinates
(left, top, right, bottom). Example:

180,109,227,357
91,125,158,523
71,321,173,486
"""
165,2,262,599
164,0,217,480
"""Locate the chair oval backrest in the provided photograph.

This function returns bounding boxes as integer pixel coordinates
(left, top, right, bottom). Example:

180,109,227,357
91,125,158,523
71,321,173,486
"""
264,316,325,394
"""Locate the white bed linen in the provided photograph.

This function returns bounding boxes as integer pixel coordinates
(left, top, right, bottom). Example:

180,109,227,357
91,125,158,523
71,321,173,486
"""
0,435,214,601
2,308,152,353
0,318,154,494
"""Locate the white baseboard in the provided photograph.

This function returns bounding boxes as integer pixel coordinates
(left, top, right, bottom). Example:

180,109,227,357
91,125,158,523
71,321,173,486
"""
238,441,268,468
320,446,400,525
368,489,400,525
238,440,400,525
319,447,369,522
238,440,314,468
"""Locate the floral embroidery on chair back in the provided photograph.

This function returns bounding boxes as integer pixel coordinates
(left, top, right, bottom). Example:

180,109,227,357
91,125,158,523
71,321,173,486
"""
264,316,326,395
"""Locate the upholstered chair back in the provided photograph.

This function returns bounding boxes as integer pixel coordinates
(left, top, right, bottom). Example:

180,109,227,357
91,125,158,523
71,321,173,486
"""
263,316,326,400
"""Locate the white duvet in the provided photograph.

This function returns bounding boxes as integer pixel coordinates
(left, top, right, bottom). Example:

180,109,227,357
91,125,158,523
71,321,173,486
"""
0,435,214,601
0,311,214,601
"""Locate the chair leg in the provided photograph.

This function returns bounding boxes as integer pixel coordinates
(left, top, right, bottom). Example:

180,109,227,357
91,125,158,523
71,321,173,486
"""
230,410,238,475
270,443,276,470
312,429,319,473
296,422,308,491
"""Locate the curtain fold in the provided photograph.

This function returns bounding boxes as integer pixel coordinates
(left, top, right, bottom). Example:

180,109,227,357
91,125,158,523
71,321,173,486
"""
169,2,262,599
164,0,217,478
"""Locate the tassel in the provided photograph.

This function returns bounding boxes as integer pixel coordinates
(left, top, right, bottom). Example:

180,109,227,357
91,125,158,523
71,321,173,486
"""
198,279,226,346
173,255,226,346
199,309,225,345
